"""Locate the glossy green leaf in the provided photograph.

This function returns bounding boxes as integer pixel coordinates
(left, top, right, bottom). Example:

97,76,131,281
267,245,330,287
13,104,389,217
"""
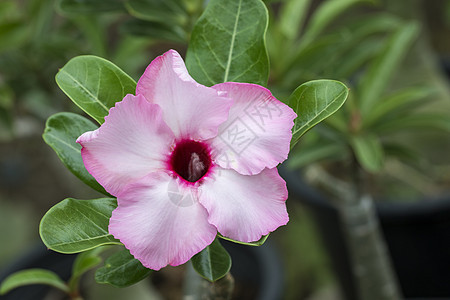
42,112,108,195
300,0,375,46
289,80,349,148
191,238,231,282
57,0,124,13
125,0,187,25
55,55,136,124
351,134,384,172
0,269,69,295
121,19,187,43
218,233,269,247
358,21,420,116
40,198,121,254
95,248,152,287
185,0,269,86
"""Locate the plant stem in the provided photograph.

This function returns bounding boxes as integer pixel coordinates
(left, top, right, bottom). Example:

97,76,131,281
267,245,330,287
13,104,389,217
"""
338,194,402,300
336,155,402,300
307,159,403,299
69,291,83,300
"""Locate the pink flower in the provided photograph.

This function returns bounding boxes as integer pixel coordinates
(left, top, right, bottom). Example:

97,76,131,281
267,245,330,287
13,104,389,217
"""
77,50,296,270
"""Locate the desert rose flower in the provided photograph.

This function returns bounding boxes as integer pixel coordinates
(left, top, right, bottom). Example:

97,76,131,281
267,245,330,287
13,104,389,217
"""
77,50,296,270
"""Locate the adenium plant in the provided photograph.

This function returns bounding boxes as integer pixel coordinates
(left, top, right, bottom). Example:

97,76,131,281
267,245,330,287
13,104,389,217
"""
0,0,348,298
78,49,296,271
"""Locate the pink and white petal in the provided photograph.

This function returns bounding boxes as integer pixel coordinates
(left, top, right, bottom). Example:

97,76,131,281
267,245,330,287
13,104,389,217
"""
210,82,296,175
77,94,174,196
136,50,233,140
109,172,217,271
199,167,289,243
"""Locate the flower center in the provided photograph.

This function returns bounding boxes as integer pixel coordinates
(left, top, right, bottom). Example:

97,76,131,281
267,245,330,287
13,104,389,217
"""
170,140,211,182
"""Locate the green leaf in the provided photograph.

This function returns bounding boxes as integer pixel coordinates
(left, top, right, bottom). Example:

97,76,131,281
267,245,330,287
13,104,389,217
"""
300,0,375,47
372,114,450,134
288,80,349,148
40,198,121,254
125,0,187,25
288,142,345,169
334,13,401,46
0,83,13,109
95,248,152,287
0,269,69,295
383,142,422,165
191,238,231,282
42,112,108,195
0,21,30,53
121,19,187,43
185,0,269,86
72,247,105,279
351,134,384,172
281,34,342,85
358,21,420,116
55,55,136,124
284,13,400,84
68,247,105,291
57,0,124,14
363,86,436,127
279,0,311,40
218,233,269,247
333,37,383,79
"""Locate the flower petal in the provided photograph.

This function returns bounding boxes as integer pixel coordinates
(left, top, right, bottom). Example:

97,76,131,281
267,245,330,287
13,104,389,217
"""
210,82,296,175
109,172,217,270
199,167,289,242
77,94,174,196
136,50,233,140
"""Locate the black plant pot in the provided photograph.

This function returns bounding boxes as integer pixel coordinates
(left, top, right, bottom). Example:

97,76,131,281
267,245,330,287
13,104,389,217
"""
222,239,284,300
280,166,450,300
0,243,77,300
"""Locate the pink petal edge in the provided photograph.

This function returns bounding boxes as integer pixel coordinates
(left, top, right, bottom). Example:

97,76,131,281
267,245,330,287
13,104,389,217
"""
109,172,217,270
210,82,296,176
77,94,175,196
199,167,289,243
136,50,233,141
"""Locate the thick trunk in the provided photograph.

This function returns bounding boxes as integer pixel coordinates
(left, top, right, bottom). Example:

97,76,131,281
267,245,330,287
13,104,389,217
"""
338,195,402,300
305,165,403,299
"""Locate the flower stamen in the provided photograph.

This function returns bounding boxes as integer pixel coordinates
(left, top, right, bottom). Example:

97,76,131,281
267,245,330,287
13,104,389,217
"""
170,140,211,182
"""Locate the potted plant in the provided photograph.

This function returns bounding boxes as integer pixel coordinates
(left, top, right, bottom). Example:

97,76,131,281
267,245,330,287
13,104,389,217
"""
1,0,350,299
274,0,450,298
